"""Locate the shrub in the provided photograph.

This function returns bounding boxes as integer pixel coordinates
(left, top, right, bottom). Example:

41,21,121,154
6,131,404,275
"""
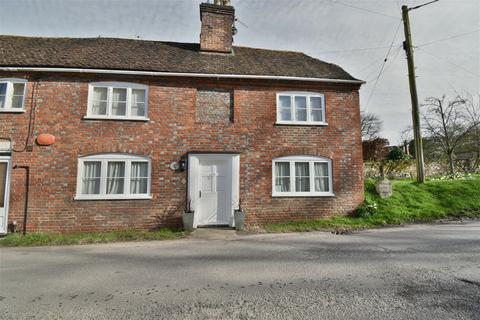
356,198,378,218
387,146,408,161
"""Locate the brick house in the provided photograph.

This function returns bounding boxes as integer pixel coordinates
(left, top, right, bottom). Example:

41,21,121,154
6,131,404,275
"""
0,2,364,234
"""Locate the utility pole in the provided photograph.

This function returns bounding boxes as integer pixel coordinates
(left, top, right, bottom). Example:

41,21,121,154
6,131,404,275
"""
401,0,440,183
401,3,431,183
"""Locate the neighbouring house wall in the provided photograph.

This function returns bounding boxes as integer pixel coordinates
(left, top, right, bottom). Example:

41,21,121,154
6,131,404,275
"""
0,72,363,232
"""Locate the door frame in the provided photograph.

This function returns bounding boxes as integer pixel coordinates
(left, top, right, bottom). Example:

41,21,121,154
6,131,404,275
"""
187,153,240,228
0,155,12,235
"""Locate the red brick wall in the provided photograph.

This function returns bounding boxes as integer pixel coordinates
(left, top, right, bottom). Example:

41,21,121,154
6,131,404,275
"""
0,72,364,232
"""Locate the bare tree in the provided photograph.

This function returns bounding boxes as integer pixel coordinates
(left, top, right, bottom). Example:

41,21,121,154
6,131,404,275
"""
361,111,383,141
422,93,480,175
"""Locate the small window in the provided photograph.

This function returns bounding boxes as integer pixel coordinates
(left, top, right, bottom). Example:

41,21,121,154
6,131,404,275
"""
276,92,326,125
0,78,27,112
86,82,148,120
272,156,333,197
76,154,152,200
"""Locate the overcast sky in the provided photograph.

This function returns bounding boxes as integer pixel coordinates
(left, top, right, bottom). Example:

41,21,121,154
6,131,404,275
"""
1,0,478,144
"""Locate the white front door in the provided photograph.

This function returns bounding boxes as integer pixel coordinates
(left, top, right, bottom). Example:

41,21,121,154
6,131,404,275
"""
0,156,11,234
197,160,230,225
188,154,240,228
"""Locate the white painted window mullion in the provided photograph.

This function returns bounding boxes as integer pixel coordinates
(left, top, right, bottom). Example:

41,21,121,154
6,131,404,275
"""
124,160,131,196
126,88,132,118
290,161,295,194
107,87,113,117
306,96,311,123
144,88,149,117
328,160,333,193
291,95,295,123
6,82,13,109
147,161,152,195
322,95,326,123
309,161,315,194
100,160,107,195
78,160,84,194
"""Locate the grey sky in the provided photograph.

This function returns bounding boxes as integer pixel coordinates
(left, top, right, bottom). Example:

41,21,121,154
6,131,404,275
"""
1,0,478,144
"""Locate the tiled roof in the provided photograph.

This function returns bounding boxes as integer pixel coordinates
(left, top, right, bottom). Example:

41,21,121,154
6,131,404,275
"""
0,36,359,81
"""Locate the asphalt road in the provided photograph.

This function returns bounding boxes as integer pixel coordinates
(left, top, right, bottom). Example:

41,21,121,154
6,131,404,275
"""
1,222,479,320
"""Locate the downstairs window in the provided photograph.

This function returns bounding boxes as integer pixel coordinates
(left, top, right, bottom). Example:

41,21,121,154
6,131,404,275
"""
76,154,151,200
272,156,333,197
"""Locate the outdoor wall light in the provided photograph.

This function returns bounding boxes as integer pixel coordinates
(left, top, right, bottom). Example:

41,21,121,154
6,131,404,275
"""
170,157,186,172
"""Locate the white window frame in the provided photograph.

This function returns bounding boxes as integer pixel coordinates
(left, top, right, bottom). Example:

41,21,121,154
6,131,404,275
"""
276,91,327,125
85,82,149,120
75,153,152,200
272,155,334,197
0,78,27,113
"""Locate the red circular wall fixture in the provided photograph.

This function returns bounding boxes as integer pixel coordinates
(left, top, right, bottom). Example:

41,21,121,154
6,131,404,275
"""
36,133,56,146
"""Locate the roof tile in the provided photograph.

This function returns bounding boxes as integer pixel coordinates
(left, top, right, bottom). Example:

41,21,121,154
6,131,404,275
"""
0,36,359,81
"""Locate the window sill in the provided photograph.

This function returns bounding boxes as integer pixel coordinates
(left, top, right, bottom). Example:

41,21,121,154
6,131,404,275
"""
82,116,150,122
272,192,335,198
275,122,328,127
0,109,26,113
74,195,152,201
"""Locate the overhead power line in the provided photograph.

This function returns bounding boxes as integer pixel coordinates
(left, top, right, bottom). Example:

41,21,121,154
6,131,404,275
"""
315,44,397,55
365,45,402,82
409,0,440,11
328,0,400,20
416,47,480,78
416,29,480,47
366,20,403,107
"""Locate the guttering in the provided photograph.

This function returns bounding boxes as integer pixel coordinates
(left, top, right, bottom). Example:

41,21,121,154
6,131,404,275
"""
0,67,365,84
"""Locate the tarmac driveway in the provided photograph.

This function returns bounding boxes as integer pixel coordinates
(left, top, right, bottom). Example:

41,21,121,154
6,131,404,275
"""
1,222,479,319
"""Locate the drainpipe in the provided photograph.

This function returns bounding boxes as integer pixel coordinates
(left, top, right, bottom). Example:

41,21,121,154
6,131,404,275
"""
13,165,30,235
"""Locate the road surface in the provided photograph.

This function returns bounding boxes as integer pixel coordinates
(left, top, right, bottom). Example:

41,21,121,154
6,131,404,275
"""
1,222,479,319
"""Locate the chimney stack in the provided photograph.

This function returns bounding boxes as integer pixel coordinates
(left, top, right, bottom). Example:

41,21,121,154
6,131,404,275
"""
199,1,235,54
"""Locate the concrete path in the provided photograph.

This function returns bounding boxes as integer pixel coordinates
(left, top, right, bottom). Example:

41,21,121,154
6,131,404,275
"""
1,222,479,319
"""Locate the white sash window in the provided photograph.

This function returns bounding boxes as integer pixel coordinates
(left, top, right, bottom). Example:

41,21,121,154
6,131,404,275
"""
76,154,152,200
272,156,333,197
86,82,149,120
0,78,27,112
276,92,326,125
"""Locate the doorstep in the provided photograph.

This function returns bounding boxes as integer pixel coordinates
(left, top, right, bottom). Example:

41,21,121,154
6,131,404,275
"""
188,227,237,240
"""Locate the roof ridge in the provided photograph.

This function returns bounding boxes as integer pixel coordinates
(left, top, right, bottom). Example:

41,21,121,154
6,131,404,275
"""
0,34,193,43
232,44,303,55
0,34,305,54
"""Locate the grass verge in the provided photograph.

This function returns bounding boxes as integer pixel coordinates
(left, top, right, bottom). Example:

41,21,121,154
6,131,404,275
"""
0,228,184,247
264,176,480,233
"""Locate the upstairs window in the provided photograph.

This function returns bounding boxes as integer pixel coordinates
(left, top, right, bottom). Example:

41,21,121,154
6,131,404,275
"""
0,78,27,112
276,92,326,125
86,82,148,120
76,154,151,200
272,156,333,197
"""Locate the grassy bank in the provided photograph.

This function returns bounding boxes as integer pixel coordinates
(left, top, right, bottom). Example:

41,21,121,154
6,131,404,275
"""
0,228,184,247
265,176,480,233
2,176,479,246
